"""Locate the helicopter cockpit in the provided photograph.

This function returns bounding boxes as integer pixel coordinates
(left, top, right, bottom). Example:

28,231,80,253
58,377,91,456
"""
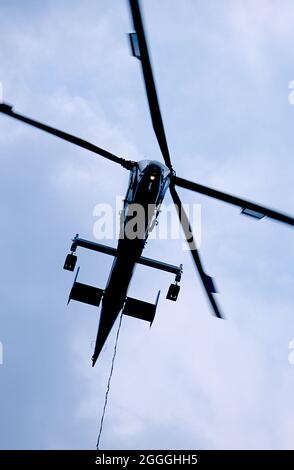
128,160,170,204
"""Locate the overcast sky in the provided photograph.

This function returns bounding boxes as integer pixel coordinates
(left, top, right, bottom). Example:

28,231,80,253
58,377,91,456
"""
0,0,294,450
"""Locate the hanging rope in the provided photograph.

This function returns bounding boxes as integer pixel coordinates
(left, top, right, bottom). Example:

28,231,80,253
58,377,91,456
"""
96,313,123,450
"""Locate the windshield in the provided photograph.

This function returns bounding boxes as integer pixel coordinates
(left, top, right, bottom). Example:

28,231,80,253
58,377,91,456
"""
138,160,170,178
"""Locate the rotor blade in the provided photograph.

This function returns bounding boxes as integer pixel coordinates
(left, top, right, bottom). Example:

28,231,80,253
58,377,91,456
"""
128,0,173,170
0,103,133,169
169,184,223,319
174,176,294,227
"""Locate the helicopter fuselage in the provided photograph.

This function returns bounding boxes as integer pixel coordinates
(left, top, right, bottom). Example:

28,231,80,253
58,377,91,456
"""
92,159,171,365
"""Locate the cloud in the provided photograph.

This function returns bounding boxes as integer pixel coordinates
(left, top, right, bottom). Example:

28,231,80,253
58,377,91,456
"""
0,0,294,451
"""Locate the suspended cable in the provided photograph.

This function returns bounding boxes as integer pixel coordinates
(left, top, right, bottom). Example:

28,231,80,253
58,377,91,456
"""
96,313,123,450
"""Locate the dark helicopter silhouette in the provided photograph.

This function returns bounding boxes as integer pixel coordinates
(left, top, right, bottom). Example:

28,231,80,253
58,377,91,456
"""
0,0,293,366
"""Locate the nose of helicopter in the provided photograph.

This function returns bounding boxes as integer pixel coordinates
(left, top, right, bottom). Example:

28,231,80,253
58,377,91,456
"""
148,164,161,180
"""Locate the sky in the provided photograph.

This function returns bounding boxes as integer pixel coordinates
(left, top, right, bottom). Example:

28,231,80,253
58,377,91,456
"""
0,0,294,450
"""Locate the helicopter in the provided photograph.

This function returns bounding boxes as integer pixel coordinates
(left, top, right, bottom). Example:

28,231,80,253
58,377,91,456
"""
0,0,293,366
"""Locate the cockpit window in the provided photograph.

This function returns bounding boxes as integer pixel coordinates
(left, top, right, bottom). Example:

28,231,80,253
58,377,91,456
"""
160,165,170,179
138,160,150,172
137,160,170,178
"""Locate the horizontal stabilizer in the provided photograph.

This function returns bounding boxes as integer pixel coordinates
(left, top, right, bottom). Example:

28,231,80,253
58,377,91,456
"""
68,268,103,307
123,291,160,325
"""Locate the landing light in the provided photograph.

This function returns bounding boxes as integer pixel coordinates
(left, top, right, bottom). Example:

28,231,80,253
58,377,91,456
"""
150,175,156,181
